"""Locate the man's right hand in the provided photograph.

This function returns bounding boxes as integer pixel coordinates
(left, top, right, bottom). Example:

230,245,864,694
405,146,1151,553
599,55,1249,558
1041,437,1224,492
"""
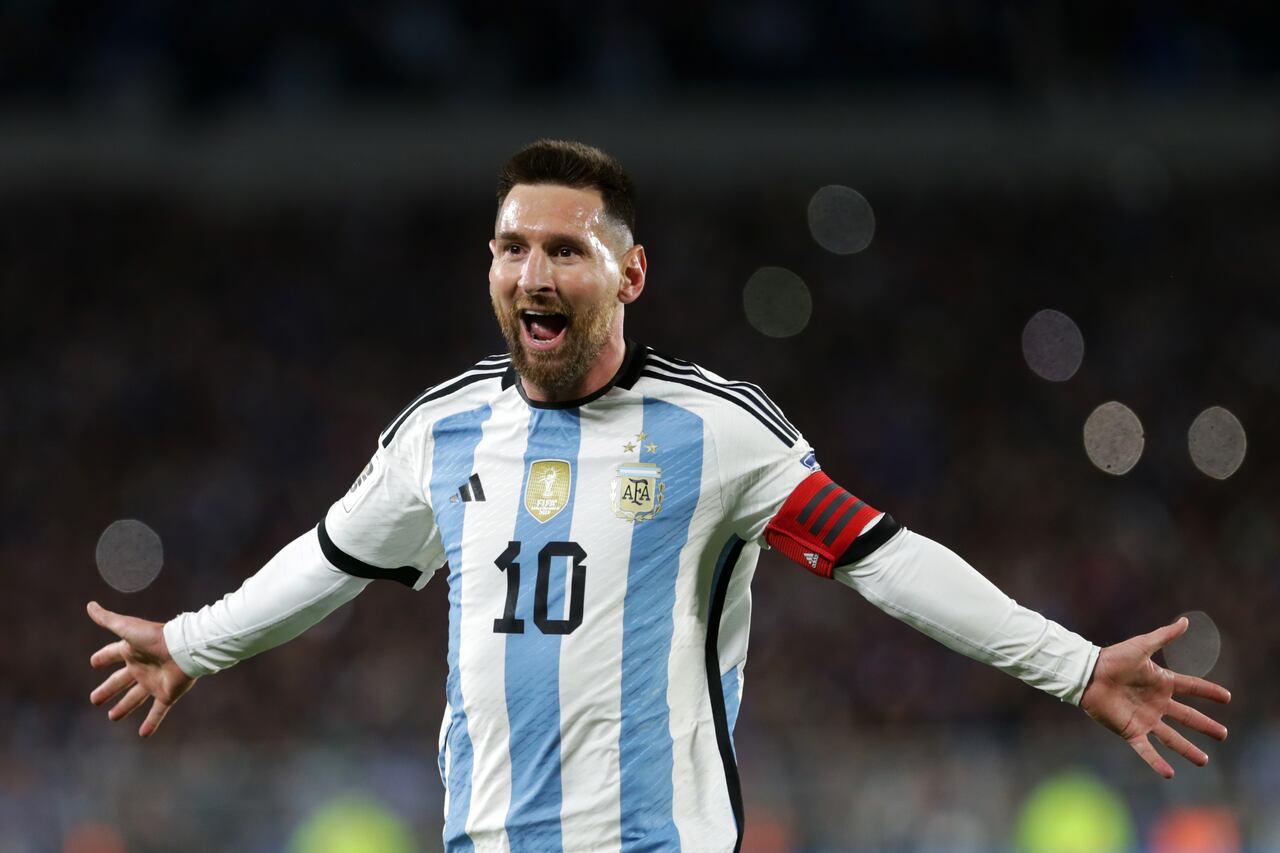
88,601,196,737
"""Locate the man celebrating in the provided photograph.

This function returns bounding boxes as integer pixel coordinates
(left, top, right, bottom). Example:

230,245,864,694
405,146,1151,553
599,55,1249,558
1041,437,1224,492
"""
88,140,1230,853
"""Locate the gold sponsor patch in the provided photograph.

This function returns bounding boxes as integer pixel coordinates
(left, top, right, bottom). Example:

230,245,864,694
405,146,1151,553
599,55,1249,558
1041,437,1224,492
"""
524,459,572,522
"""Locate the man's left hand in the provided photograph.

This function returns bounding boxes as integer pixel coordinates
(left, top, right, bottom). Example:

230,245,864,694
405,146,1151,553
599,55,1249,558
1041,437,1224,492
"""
1080,616,1231,778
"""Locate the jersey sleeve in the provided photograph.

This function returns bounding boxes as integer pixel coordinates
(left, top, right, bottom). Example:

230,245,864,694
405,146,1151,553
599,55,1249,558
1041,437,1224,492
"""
718,405,899,579
833,528,1101,704
319,429,446,590
718,413,818,545
164,527,370,678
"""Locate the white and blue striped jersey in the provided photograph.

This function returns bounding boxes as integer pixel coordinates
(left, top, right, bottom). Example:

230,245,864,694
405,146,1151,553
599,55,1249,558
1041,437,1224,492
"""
320,343,874,853
166,347,1101,852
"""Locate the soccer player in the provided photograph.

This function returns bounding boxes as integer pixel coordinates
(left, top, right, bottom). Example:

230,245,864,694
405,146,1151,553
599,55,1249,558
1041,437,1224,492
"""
88,140,1230,852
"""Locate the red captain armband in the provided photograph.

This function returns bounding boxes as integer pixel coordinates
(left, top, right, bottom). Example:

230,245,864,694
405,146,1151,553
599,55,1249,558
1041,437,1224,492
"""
764,471,888,579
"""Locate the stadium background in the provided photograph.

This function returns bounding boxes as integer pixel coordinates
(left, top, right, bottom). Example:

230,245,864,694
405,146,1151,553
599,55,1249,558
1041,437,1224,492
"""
3,3,1279,851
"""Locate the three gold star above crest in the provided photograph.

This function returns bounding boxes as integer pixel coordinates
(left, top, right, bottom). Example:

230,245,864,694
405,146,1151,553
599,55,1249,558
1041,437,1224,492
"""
622,432,658,453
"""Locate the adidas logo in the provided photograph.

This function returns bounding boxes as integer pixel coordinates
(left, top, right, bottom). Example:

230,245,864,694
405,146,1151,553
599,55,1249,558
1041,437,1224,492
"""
449,473,486,503
804,552,819,569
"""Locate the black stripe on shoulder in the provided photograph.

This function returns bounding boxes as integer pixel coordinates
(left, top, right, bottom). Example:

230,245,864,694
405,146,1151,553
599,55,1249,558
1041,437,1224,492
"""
317,519,423,588
835,513,903,566
644,355,799,441
706,536,748,853
380,363,507,447
640,369,796,448
646,352,800,437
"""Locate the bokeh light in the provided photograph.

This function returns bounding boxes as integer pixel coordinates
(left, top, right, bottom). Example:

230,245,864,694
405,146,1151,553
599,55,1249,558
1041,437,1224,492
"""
1162,611,1222,678
95,519,164,593
807,185,876,255
1083,402,1144,476
743,266,812,338
1022,309,1085,382
1150,807,1241,853
288,795,416,853
1188,406,1247,480
1012,769,1135,853
63,823,126,853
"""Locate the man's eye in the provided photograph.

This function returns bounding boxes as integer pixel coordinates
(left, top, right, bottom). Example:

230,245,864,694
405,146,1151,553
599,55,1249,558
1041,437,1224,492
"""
554,246,577,258
505,244,524,255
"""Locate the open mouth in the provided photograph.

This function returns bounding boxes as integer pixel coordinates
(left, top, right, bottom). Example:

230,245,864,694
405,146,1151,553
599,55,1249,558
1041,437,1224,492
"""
520,310,569,350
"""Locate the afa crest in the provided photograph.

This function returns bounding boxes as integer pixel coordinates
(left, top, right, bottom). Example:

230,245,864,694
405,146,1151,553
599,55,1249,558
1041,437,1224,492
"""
524,459,572,522
612,462,664,522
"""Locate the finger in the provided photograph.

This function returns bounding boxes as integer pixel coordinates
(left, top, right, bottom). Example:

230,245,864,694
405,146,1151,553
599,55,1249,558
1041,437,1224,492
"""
108,683,150,722
1166,700,1228,741
90,639,126,669
1155,721,1208,766
1129,734,1175,779
139,699,171,738
90,666,135,706
1171,672,1232,704
1140,616,1189,656
87,601,127,637
88,602,154,652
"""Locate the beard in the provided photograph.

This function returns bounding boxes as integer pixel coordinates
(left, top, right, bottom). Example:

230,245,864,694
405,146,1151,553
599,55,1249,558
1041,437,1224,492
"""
492,292,617,396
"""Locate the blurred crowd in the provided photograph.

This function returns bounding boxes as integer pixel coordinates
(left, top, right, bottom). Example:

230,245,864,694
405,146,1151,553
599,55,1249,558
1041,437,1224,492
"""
2,169,1278,850
3,1,1279,113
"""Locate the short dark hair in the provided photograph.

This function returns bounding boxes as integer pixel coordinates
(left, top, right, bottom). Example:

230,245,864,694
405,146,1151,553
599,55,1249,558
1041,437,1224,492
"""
496,139,636,237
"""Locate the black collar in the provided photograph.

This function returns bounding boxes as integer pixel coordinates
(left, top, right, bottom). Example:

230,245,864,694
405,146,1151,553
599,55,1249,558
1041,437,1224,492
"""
502,339,647,409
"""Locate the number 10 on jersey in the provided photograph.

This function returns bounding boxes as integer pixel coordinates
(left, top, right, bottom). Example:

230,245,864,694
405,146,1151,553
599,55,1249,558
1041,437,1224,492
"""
493,541,587,635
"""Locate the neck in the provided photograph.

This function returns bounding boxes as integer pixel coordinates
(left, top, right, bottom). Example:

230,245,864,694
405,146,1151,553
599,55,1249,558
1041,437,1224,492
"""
521,334,628,403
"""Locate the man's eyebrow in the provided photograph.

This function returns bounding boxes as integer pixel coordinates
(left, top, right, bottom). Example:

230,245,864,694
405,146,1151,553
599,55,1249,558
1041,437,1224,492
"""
494,231,593,253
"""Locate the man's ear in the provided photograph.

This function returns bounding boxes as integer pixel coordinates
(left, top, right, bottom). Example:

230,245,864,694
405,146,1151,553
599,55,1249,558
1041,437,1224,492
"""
618,245,646,304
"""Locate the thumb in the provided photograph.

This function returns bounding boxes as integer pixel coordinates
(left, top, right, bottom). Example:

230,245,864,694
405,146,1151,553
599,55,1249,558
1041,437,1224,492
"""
1141,615,1189,655
87,600,134,642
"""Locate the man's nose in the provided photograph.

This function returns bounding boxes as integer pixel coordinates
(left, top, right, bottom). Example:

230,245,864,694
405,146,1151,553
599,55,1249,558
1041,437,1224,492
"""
518,248,554,294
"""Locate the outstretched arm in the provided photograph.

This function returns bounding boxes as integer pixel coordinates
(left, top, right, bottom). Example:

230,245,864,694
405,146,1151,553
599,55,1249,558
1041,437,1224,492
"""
718,408,1230,777
834,527,1100,702
88,399,445,736
160,527,369,677
834,527,1230,777
87,527,369,737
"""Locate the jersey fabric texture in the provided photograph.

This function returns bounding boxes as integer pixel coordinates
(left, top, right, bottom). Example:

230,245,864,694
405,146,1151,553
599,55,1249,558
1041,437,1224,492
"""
321,342,895,853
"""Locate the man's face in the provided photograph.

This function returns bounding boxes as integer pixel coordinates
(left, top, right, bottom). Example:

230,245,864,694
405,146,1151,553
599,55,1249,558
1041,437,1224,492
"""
489,183,630,395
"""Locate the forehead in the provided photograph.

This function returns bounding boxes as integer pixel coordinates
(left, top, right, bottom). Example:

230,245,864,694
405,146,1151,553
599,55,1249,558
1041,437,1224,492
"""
495,183,608,238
